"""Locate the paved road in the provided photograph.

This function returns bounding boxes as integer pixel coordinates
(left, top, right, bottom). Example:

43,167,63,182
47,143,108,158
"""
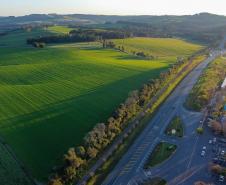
103,49,226,185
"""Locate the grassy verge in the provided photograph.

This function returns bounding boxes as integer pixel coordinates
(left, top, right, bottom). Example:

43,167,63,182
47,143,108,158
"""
144,142,177,168
165,116,183,137
185,56,226,111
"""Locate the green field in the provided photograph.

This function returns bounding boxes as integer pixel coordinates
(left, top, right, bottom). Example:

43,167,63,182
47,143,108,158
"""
0,26,71,47
0,142,33,185
46,25,73,34
112,37,203,59
165,116,183,137
144,142,177,168
0,29,203,181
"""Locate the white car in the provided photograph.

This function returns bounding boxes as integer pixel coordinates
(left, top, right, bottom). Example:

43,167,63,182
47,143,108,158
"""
219,175,224,182
213,137,217,142
201,150,206,156
202,146,207,150
209,140,213,144
221,150,225,156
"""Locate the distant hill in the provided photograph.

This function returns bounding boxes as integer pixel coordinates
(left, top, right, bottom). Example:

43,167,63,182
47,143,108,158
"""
1,12,226,26
1,13,226,44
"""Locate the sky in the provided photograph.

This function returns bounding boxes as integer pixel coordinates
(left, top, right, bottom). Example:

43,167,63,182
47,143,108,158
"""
1,0,226,16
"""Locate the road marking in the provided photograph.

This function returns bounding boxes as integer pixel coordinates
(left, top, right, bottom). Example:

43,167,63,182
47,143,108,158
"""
187,136,199,169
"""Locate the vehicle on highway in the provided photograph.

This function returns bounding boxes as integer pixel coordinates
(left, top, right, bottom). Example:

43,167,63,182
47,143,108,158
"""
203,146,207,150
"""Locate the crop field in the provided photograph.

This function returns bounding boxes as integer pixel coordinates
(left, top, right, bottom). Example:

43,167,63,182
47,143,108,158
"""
0,32,203,181
0,26,71,47
0,141,33,185
112,37,203,60
46,25,73,34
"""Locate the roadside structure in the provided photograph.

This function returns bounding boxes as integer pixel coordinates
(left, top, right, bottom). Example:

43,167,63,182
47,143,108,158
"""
221,77,226,89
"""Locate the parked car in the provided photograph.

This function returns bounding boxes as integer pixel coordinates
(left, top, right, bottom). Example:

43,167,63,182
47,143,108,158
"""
209,140,213,144
201,150,206,156
213,137,217,143
203,146,207,150
219,175,224,182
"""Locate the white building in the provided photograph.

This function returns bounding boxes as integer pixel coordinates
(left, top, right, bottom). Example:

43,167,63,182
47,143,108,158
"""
221,78,226,89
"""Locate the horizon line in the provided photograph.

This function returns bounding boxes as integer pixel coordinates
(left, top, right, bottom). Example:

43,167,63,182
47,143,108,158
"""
1,12,226,18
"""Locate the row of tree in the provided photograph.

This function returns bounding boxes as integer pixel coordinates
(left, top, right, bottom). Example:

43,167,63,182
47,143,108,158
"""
27,29,130,46
102,40,155,59
48,54,199,185
27,34,96,45
69,29,131,40
186,58,226,111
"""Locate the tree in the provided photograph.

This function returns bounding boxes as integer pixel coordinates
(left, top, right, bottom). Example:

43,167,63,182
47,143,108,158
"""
32,42,45,48
196,127,204,134
64,166,76,182
222,121,226,137
194,181,213,185
210,120,222,134
87,147,98,159
76,146,86,158
210,164,223,174
64,148,83,168
48,176,63,185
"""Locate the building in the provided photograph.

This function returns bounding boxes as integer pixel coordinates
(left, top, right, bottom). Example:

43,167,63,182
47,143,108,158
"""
221,77,226,89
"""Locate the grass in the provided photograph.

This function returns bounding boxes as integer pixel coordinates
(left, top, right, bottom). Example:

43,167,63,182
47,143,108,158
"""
0,26,71,47
165,116,183,137
185,56,226,111
0,141,33,185
0,32,203,181
112,37,204,59
144,142,177,168
46,26,74,34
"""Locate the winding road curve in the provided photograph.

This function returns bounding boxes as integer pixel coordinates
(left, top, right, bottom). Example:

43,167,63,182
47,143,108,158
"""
102,46,226,185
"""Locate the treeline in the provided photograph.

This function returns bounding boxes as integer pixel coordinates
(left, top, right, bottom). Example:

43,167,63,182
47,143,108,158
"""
70,29,131,39
48,53,196,185
27,34,96,45
27,29,130,46
185,57,226,111
102,40,155,59
102,21,226,45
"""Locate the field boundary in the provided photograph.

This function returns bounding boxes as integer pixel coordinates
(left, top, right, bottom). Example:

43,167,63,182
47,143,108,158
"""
0,135,37,185
77,50,208,185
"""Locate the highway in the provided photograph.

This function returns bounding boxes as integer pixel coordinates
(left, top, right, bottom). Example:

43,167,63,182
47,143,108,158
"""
103,48,226,185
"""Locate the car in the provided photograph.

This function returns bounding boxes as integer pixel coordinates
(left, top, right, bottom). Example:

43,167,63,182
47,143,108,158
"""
209,140,213,144
146,171,152,177
202,146,207,150
219,175,224,182
201,150,206,156
213,137,217,143
221,150,225,156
